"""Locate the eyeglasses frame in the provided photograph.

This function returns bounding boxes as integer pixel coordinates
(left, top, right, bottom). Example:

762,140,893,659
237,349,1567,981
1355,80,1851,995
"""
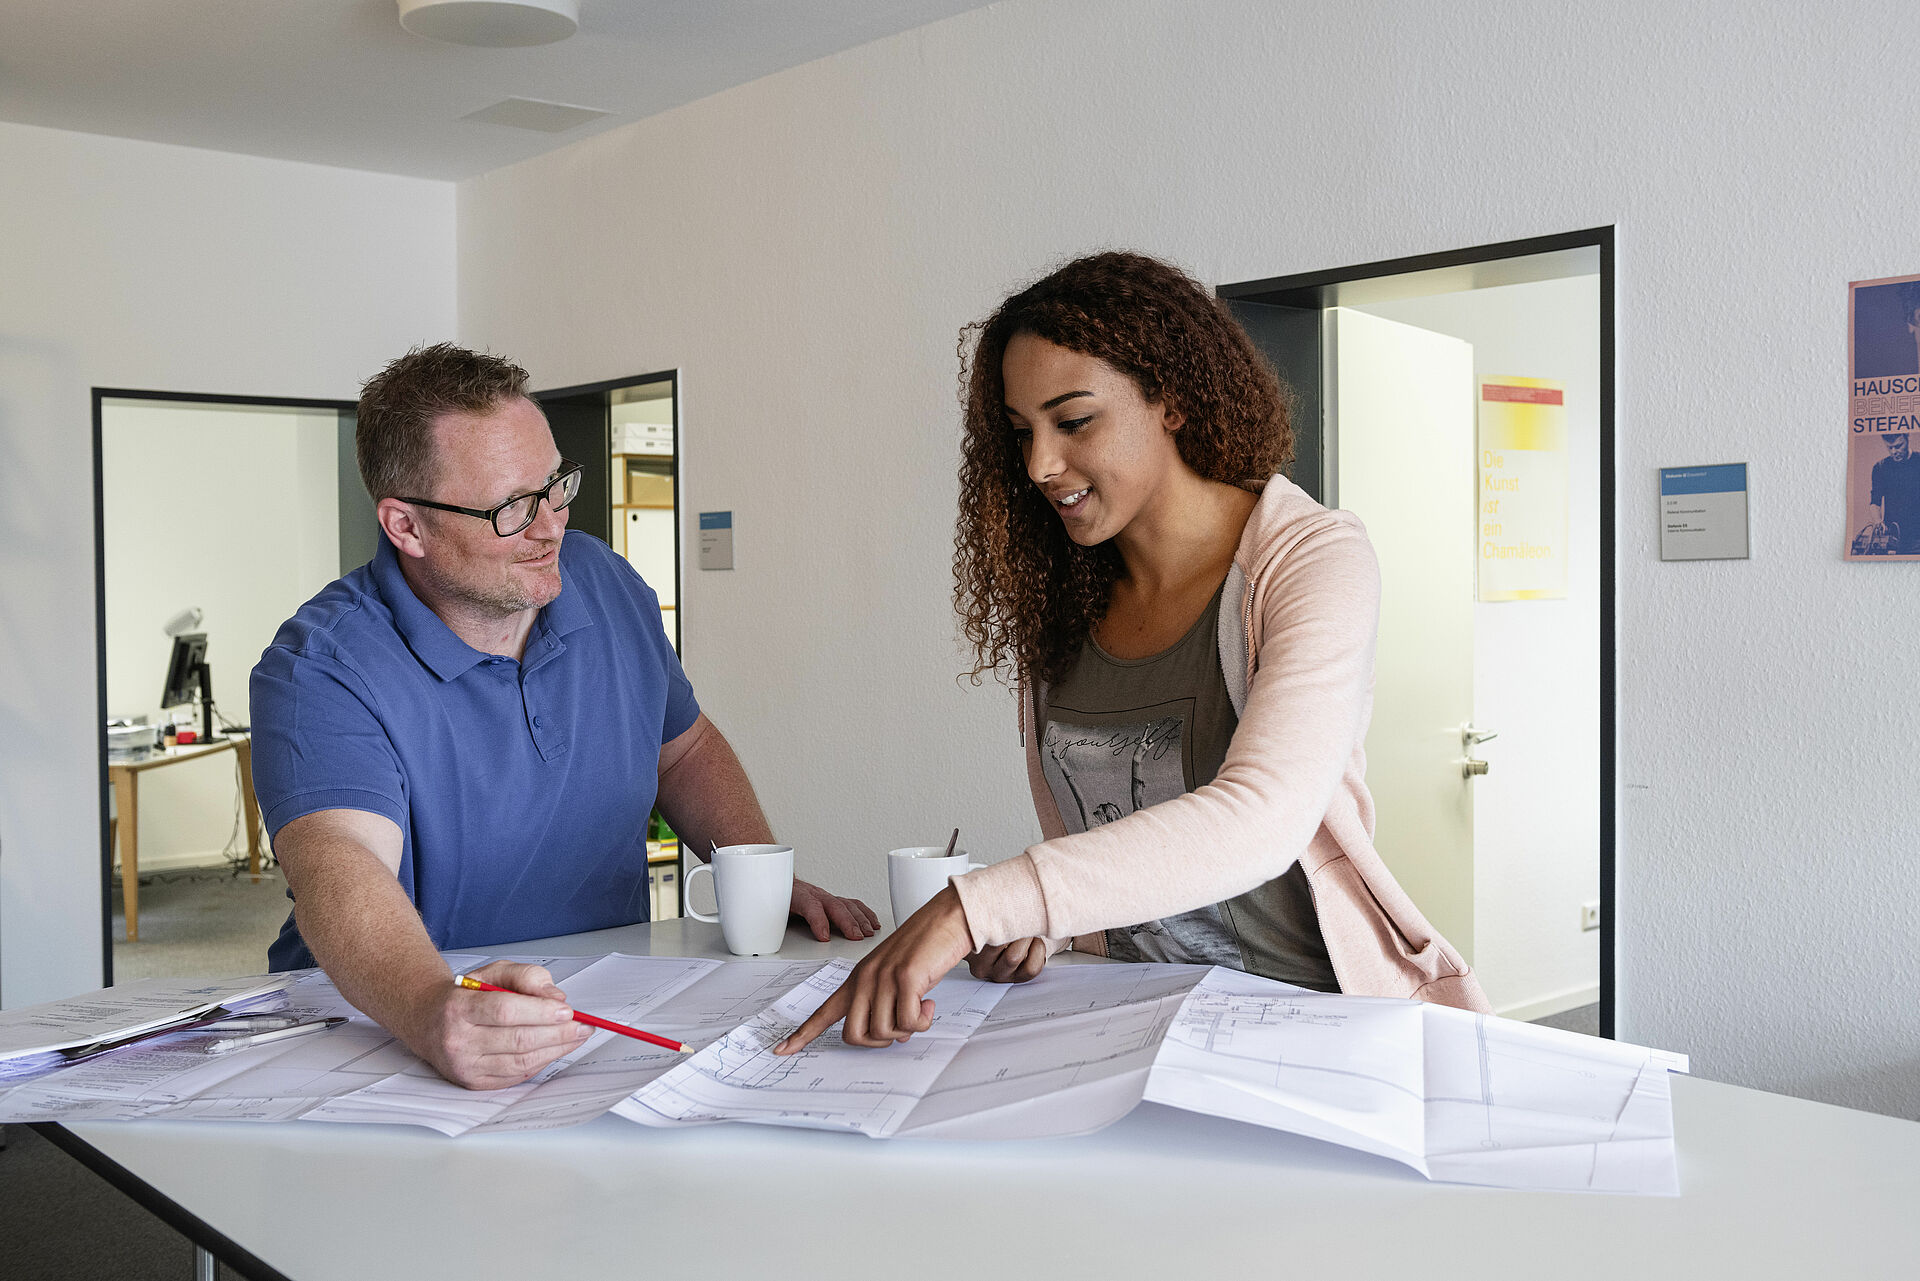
397,460,585,537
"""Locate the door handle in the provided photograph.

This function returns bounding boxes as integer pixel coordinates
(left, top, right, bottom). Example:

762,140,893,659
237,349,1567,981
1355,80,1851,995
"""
1460,723,1496,778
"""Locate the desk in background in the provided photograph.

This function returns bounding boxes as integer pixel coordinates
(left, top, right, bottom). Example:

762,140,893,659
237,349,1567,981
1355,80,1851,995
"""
108,734,263,941
39,918,1920,1280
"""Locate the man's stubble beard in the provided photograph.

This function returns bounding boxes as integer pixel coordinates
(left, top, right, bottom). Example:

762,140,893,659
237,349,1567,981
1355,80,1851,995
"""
416,544,562,618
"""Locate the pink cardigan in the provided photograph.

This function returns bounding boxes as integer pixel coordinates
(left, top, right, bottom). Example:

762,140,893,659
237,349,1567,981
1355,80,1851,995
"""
950,476,1490,1011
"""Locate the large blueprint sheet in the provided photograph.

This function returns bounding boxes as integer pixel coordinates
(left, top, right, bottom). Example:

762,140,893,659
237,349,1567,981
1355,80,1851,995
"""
0,954,1685,1192
617,960,1686,1194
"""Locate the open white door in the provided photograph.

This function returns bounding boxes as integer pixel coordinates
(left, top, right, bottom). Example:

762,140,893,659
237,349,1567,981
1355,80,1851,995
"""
1327,308,1478,959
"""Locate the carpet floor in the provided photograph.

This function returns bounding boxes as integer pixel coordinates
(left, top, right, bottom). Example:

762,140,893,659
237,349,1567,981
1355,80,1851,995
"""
111,864,290,983
1532,1002,1601,1037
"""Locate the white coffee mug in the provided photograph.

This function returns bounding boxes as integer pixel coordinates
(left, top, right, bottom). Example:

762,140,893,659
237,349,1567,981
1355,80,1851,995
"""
685,844,794,956
888,847,985,927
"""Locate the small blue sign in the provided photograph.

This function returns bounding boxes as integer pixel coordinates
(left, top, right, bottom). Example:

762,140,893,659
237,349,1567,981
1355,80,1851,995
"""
1659,463,1749,561
1659,464,1747,497
698,510,734,570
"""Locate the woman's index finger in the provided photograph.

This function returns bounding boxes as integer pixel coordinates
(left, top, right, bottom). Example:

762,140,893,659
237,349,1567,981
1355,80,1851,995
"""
774,987,850,1055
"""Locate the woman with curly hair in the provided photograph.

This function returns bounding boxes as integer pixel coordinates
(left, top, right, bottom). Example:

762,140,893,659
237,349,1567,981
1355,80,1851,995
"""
779,251,1486,1055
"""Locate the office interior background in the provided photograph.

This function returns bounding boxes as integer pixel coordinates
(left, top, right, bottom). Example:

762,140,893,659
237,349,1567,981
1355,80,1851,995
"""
1,0,1915,1123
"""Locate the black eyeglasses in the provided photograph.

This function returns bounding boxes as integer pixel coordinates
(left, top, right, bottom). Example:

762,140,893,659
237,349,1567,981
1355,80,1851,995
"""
400,461,584,537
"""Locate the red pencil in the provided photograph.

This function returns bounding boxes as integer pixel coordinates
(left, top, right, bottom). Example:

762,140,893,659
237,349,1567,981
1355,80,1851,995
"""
455,974,689,1052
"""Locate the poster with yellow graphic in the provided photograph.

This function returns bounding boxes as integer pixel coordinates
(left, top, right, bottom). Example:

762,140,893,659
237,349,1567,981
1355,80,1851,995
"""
1477,378,1568,601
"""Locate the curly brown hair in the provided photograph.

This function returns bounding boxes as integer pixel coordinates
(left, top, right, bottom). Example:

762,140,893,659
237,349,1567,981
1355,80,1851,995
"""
954,251,1293,685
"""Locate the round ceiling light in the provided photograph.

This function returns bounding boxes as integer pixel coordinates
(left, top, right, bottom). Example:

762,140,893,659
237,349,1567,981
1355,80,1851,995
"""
397,0,580,48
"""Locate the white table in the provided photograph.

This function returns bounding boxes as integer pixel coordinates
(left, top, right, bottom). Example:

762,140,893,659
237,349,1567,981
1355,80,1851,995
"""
40,919,1920,1280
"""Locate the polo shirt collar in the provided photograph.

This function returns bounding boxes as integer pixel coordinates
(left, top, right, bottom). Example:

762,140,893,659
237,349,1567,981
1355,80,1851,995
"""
371,536,593,682
538,546,594,641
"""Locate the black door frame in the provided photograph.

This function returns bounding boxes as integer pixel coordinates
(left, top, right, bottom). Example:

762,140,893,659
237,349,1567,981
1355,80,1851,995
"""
91,388,357,985
1218,226,1618,1037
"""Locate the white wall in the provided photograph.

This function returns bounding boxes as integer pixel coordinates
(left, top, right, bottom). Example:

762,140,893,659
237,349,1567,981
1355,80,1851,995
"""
0,120,454,1005
459,0,1920,1116
1358,277,1603,1018
102,402,343,867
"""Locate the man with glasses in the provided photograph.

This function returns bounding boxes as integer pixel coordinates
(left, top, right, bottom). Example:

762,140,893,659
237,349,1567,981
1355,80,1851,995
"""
250,344,879,1089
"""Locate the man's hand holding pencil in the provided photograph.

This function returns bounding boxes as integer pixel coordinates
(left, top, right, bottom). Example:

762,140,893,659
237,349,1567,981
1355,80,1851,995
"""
455,973,689,1053
401,960,592,1091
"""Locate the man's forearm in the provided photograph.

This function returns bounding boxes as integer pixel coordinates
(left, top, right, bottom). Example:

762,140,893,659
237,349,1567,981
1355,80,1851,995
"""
656,718,775,858
285,833,452,1041
272,810,588,1089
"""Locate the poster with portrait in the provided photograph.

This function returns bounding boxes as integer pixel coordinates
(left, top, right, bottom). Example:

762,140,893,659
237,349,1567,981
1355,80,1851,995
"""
1846,273,1920,560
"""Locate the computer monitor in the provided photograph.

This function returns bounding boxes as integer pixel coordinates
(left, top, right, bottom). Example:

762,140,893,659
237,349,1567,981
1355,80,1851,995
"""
159,632,221,743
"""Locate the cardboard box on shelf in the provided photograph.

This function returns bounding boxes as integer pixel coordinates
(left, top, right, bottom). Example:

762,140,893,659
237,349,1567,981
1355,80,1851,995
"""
623,469,674,506
613,421,673,456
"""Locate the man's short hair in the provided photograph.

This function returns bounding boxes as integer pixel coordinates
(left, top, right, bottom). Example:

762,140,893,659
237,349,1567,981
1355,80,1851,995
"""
356,343,532,501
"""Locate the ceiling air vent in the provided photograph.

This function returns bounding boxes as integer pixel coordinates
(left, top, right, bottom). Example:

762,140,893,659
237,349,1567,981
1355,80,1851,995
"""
461,97,609,133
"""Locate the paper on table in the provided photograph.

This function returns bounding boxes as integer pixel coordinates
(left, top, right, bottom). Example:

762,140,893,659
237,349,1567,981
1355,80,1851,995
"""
897,963,1207,1139
0,954,673,1132
0,975,290,1060
615,959,1010,1136
0,952,1689,1193
1419,1003,1684,1194
461,959,846,1135
0,963,416,1123
306,952,718,1135
0,971,291,1060
1143,968,1688,1193
613,961,1687,1194
1144,968,1430,1169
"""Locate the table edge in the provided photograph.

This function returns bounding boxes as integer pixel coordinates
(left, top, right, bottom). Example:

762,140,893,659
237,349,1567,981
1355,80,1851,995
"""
107,734,246,775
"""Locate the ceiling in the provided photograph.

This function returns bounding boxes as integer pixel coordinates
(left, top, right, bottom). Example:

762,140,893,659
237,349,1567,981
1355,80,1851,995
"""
0,1,994,181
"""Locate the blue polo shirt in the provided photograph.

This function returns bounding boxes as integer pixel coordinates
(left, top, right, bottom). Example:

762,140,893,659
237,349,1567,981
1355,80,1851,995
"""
250,530,698,971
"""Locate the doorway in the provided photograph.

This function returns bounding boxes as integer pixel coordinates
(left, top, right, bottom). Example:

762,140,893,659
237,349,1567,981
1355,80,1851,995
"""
1220,228,1616,1035
93,390,362,984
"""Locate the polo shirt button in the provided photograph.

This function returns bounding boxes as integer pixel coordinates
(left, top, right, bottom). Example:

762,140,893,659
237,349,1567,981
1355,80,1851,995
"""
533,715,543,727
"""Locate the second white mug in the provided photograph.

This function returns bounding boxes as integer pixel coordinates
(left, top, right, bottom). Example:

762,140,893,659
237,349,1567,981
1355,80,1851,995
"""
685,844,794,955
887,846,985,927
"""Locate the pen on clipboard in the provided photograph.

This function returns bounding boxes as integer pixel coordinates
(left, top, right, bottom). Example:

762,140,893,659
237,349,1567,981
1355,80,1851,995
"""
60,1004,300,1063
203,1018,347,1055
454,974,690,1053
200,1015,309,1033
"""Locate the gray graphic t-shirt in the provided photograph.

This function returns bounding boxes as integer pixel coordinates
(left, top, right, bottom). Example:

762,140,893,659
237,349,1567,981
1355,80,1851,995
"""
1043,585,1338,991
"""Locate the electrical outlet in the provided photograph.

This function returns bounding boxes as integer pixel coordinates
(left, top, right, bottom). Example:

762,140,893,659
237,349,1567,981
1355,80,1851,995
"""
1580,901,1601,932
